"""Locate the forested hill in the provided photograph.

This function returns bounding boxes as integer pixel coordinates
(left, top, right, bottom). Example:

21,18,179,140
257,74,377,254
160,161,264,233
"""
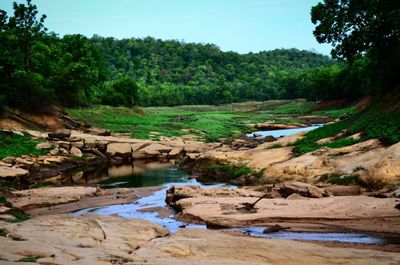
0,0,384,112
91,36,335,106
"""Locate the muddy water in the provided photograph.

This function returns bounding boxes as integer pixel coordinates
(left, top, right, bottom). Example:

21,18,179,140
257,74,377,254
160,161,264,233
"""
74,162,400,245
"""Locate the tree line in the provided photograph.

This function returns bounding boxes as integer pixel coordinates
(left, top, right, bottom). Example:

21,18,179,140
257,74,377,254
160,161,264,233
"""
1,0,398,112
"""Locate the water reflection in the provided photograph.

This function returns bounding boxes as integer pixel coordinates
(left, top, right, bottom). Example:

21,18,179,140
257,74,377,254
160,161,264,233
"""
246,124,322,139
60,160,190,187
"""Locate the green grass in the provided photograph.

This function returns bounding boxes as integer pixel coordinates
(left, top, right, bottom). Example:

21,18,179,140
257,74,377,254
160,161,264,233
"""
0,196,30,223
16,256,43,262
320,173,359,185
312,106,357,118
0,132,47,159
293,109,400,155
67,101,320,142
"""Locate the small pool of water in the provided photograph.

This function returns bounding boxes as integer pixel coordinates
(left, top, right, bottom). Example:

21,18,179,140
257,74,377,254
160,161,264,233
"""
74,163,400,245
246,124,322,139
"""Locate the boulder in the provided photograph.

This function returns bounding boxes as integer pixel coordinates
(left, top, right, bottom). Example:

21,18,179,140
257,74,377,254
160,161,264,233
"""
273,181,329,198
49,147,60,156
35,142,53,150
106,143,132,158
48,129,71,140
0,166,29,178
130,142,150,152
9,186,98,209
133,143,172,159
169,147,183,157
70,146,83,158
254,122,305,130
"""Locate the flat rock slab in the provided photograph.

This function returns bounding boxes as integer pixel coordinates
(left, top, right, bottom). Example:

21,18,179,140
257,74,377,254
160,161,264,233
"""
175,193,400,232
0,215,399,264
9,186,98,210
0,166,29,178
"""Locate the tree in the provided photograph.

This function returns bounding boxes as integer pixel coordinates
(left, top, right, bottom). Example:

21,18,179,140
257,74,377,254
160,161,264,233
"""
8,0,47,72
101,75,139,107
311,0,400,90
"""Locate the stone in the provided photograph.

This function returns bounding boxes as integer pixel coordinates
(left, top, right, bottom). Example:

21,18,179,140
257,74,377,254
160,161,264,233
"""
252,132,262,137
35,142,53,150
9,186,98,209
274,182,329,198
71,140,85,149
70,146,83,158
48,129,71,140
286,193,306,200
0,206,11,213
59,148,69,155
130,142,149,152
72,171,84,183
254,122,305,130
106,143,132,157
0,166,29,178
133,143,172,159
263,135,277,142
2,157,15,164
263,224,290,233
169,147,183,157
49,147,60,156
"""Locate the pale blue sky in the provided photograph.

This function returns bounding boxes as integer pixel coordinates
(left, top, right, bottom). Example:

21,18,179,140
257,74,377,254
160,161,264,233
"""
2,0,332,55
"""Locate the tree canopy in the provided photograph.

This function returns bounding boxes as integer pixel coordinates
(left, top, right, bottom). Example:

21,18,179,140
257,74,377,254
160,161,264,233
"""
312,0,400,91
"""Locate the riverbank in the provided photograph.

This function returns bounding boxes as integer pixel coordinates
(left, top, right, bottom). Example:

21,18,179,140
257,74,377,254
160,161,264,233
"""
1,102,400,264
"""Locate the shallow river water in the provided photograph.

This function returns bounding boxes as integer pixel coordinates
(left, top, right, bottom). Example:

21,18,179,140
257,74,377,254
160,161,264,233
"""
74,164,400,245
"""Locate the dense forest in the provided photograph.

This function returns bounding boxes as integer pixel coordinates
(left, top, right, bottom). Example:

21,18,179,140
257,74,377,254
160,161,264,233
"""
0,0,399,111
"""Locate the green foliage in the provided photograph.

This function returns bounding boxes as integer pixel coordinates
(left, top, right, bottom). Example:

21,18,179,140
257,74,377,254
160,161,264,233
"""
91,35,336,106
0,1,105,110
16,256,43,262
294,106,400,155
320,173,359,186
0,132,47,159
198,162,253,183
312,0,400,91
68,105,254,141
101,75,139,107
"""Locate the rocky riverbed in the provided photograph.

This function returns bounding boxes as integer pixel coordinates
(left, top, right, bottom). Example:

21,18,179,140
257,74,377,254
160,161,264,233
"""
1,124,400,264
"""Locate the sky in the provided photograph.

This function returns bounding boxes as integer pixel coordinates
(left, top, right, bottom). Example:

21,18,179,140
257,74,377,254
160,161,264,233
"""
1,0,333,55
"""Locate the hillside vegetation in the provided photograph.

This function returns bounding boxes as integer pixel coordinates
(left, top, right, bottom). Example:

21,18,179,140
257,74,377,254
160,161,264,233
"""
0,0,374,113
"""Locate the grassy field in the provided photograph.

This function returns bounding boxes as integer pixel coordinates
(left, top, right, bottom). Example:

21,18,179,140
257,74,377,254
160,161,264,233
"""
0,132,47,159
293,109,400,155
68,100,354,141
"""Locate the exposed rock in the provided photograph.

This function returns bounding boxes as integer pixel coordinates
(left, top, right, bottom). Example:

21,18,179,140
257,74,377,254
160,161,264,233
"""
130,142,149,152
86,127,111,136
9,186,98,210
133,143,172,159
0,215,168,264
70,146,83,158
286,193,307,200
35,142,53,150
252,132,262,137
1,157,15,164
274,181,330,198
169,147,183,157
106,142,132,158
173,190,400,230
49,147,60,155
263,224,290,233
0,166,29,178
0,206,11,213
47,129,71,140
166,185,264,206
263,135,277,142
254,122,305,130
59,147,69,155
